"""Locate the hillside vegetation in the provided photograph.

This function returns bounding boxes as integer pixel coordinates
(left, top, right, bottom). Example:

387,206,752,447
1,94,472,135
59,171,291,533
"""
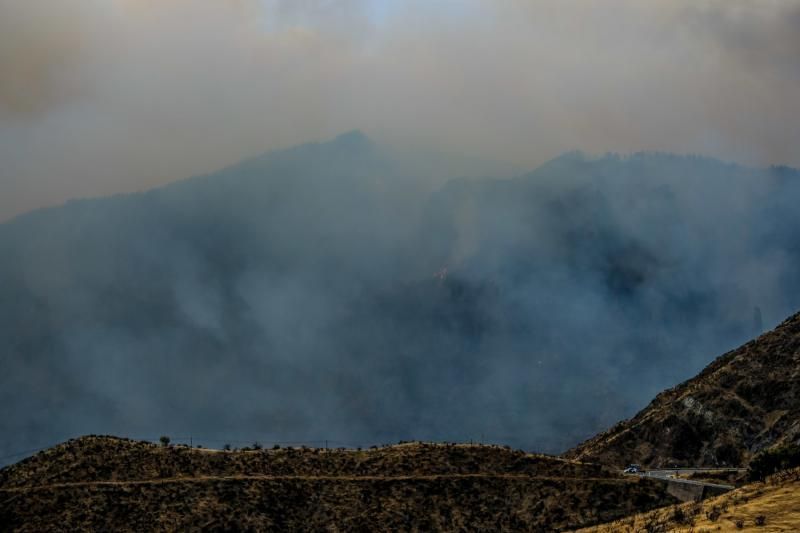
0,436,677,532
1,436,609,487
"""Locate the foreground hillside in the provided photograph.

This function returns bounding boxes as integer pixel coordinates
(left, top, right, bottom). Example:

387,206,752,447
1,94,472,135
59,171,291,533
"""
575,468,800,532
566,311,800,468
0,436,677,532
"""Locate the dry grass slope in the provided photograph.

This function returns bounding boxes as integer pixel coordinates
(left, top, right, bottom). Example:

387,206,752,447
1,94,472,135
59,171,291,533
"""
574,467,800,532
0,436,678,532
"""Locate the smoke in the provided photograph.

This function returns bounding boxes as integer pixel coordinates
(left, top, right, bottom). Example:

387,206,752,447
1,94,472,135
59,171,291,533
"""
3,132,800,460
1,1,800,461
0,1,93,118
1,0,799,220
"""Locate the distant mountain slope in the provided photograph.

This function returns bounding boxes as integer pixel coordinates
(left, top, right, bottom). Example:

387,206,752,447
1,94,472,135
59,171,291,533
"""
0,436,678,532
565,311,800,468
3,132,800,460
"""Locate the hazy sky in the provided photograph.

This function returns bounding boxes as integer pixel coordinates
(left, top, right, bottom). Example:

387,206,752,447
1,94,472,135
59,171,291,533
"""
1,0,799,220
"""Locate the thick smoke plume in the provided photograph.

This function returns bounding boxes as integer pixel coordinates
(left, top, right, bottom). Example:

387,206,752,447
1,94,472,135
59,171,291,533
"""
1,1,799,460
2,132,800,459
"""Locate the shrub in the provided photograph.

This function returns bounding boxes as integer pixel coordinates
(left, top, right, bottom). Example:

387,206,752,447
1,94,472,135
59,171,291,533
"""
671,505,694,526
252,442,262,450
223,443,231,451
705,506,721,522
735,518,744,529
755,515,766,526
748,444,800,480
159,435,170,447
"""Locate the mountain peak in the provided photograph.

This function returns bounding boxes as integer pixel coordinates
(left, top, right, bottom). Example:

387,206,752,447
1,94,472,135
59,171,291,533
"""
329,129,374,150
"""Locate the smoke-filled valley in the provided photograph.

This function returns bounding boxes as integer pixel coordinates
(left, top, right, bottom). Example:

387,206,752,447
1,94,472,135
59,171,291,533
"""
3,130,800,459
5,2,800,531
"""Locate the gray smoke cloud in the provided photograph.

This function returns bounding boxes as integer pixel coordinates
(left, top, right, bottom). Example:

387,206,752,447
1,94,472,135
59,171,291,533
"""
2,131,800,461
1,0,800,462
1,0,799,220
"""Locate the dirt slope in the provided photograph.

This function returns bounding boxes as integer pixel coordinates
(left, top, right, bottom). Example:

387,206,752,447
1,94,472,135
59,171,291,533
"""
565,312,800,468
